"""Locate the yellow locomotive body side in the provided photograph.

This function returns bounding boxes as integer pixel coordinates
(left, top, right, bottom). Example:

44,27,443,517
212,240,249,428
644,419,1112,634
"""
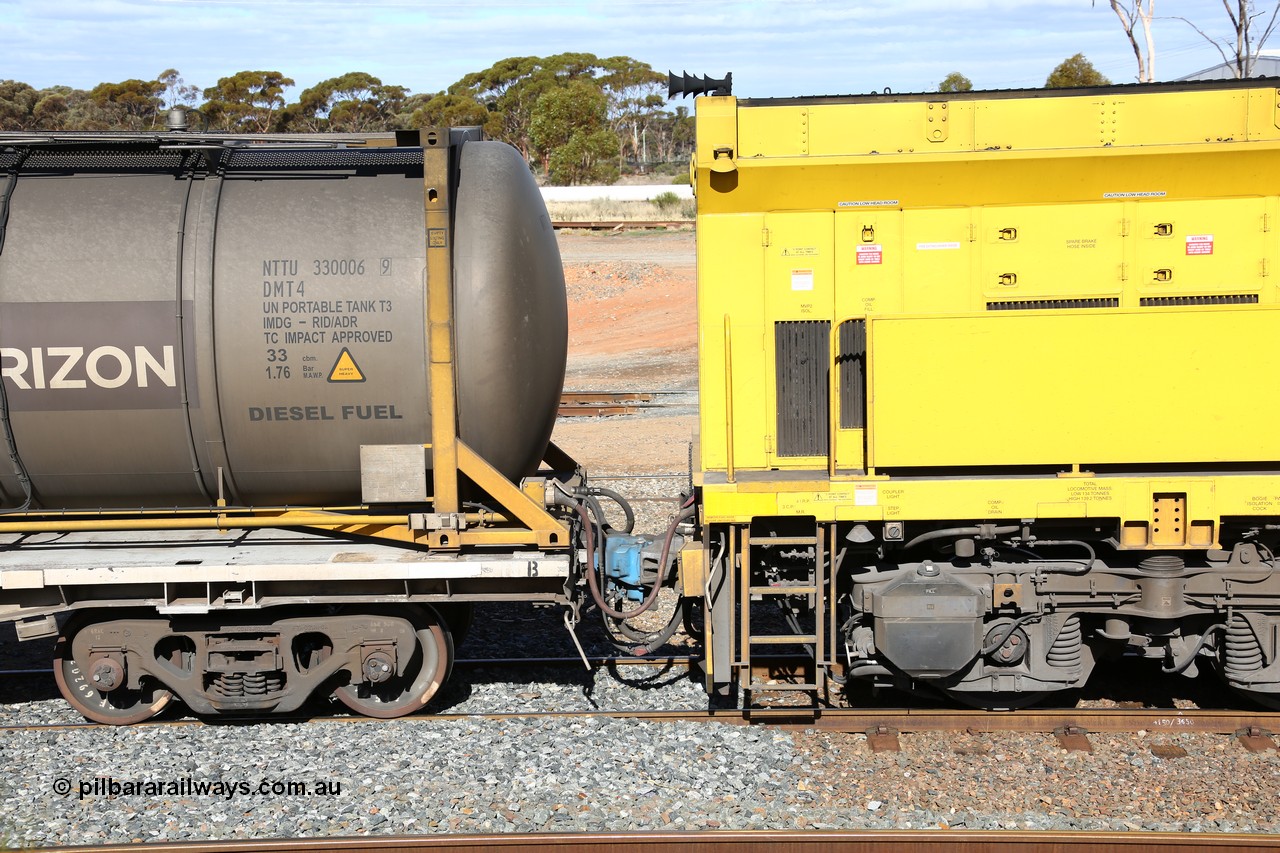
691,81,1280,704
697,84,1280,547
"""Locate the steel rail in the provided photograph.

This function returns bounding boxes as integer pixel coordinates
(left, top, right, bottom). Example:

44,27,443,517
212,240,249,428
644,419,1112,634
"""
4,704,1279,739
0,656,699,683
6,652,1280,738
551,220,690,231
34,829,1280,853
558,390,691,418
584,473,687,480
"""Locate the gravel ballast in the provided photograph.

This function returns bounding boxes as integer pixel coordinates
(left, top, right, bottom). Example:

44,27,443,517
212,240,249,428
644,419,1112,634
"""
4,595,1280,844
3,715,1280,845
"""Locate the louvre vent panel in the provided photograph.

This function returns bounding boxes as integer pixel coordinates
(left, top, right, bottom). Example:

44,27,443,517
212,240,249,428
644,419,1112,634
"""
987,298,1119,311
775,321,830,457
838,320,866,430
1140,294,1258,306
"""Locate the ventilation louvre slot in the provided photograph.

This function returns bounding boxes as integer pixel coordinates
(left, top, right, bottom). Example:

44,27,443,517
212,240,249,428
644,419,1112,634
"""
1140,294,1259,306
987,298,1119,311
838,320,866,430
775,321,830,458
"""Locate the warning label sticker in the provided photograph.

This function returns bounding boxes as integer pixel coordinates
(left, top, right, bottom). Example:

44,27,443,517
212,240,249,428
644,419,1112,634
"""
1186,234,1214,255
327,347,366,382
791,269,815,291
856,244,883,265
854,485,878,507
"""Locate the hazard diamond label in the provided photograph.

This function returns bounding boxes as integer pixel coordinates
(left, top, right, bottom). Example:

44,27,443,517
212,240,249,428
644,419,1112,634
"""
327,348,366,382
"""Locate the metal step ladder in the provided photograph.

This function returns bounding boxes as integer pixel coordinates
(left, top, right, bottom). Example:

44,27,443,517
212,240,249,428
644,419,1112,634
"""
736,525,833,706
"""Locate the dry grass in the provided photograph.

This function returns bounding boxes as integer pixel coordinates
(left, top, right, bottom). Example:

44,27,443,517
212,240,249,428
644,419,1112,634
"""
545,198,694,222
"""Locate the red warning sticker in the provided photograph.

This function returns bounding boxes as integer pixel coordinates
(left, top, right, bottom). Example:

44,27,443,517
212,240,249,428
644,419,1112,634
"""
1186,234,1214,256
856,244,883,265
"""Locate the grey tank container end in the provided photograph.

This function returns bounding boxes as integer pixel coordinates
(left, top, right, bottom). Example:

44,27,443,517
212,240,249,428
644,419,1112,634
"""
0,138,567,509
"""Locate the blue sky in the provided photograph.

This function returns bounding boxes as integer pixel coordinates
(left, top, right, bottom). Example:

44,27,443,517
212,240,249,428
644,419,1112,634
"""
0,0,1264,99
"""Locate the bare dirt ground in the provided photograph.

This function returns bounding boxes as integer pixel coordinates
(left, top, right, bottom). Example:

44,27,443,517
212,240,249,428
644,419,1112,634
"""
551,229,698,477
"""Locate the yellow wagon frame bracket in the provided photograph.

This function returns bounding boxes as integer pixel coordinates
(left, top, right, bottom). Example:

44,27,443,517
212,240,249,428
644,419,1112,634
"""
421,128,570,552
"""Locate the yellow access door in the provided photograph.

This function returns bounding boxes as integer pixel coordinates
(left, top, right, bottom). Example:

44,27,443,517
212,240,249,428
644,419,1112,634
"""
1135,198,1269,298
979,202,1124,303
763,211,833,468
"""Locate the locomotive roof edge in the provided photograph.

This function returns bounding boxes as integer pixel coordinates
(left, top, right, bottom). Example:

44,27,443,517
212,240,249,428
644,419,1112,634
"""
738,75,1280,107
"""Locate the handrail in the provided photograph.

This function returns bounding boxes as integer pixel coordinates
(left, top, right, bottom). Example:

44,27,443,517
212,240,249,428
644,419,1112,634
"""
724,314,735,483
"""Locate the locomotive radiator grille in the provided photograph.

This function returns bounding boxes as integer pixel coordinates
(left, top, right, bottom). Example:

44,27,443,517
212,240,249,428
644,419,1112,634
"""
1140,294,1259,307
837,320,866,431
986,298,1119,311
774,321,830,457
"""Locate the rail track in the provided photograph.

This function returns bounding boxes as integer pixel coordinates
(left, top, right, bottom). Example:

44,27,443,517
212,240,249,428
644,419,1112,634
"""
7,658,1277,849
4,657,1278,751
558,390,691,417
551,220,690,231
4,702,1277,744
30,829,1280,853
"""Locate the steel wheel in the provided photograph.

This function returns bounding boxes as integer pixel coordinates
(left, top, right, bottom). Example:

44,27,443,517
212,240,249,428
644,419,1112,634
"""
432,602,474,654
53,611,174,725
333,605,453,718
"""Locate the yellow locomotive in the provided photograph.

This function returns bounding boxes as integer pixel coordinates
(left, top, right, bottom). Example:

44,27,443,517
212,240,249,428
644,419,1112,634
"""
684,77,1280,708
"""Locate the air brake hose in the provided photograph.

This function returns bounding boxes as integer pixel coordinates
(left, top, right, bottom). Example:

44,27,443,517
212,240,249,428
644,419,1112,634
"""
902,525,1019,551
587,486,635,534
602,594,684,655
556,490,694,621
1023,538,1097,573
1163,622,1225,674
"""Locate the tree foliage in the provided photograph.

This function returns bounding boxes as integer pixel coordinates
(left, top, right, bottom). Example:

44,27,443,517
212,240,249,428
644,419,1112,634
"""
1046,54,1112,87
938,72,973,93
407,91,498,136
0,80,124,130
449,53,607,159
2,57,696,184
284,72,407,132
89,78,166,129
598,57,666,171
441,52,666,177
202,70,295,132
530,80,619,185
0,80,39,129
158,69,201,109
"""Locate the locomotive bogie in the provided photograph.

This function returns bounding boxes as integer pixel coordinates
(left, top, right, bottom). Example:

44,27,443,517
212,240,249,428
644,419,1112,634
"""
52,604,462,723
